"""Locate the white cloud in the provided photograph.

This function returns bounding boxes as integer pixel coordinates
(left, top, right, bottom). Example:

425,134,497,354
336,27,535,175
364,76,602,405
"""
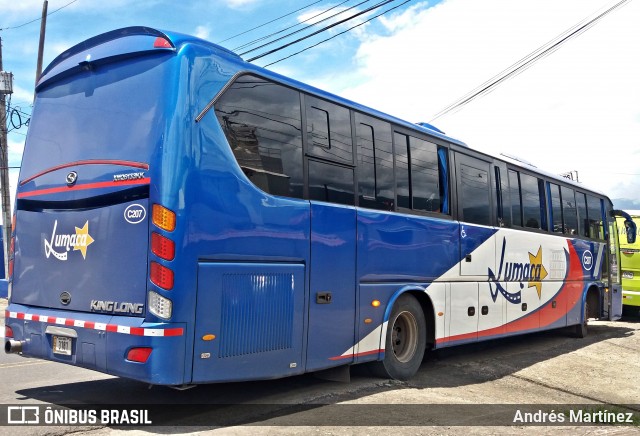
339,0,640,204
195,25,211,40
223,0,262,10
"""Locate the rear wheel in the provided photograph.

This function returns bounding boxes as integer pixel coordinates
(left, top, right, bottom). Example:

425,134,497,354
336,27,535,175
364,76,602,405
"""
371,294,426,381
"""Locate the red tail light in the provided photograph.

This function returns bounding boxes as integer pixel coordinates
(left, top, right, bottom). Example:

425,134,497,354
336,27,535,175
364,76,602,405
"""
5,326,14,338
150,261,174,290
126,347,152,363
151,232,175,261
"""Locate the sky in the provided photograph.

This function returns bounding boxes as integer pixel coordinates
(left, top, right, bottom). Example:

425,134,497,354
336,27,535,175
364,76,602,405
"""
1,0,639,220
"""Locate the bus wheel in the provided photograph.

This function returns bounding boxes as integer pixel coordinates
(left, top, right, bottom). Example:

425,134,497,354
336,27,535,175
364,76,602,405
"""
371,294,426,381
573,301,588,338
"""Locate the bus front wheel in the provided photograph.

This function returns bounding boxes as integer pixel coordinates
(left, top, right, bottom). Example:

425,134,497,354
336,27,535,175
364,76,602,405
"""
371,294,426,381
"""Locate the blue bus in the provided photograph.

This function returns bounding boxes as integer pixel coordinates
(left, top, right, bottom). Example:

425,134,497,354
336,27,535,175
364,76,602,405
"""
4,27,636,386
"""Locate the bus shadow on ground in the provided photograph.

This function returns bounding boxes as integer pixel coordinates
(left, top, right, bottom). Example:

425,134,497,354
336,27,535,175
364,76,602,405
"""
15,322,636,429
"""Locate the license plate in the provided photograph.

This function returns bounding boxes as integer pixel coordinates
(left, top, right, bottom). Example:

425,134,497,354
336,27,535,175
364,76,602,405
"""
53,336,72,356
623,271,634,279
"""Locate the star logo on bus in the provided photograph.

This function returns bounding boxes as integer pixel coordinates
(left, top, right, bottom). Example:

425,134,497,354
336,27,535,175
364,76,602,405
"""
73,221,95,259
528,246,548,298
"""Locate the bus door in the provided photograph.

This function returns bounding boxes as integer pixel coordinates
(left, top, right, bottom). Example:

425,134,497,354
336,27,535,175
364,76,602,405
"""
453,153,498,340
306,161,357,371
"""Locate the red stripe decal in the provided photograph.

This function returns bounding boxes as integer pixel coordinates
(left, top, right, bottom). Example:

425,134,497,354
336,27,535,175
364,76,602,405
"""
18,178,151,199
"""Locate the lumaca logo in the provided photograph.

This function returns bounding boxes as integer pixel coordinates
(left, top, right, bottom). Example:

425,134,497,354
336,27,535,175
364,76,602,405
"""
44,220,95,261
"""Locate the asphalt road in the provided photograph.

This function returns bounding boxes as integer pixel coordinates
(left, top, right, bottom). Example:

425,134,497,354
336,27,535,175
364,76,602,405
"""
1,298,639,435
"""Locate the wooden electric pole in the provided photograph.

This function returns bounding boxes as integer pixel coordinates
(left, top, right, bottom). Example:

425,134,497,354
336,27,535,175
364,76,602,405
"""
0,37,13,279
35,1,48,87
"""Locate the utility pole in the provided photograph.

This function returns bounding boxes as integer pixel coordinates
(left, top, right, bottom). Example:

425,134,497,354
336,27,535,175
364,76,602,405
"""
35,1,48,87
0,37,13,279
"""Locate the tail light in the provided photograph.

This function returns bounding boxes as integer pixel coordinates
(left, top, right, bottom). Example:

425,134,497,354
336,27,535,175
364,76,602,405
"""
149,204,176,319
151,232,175,261
150,261,174,290
5,326,13,339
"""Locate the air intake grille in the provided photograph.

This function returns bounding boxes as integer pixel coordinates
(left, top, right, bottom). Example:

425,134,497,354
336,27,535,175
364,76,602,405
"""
219,272,295,358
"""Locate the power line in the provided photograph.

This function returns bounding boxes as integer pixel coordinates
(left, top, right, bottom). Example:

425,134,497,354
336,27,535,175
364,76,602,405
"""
217,0,325,44
429,0,632,122
263,0,412,67
233,0,355,52
239,0,371,56
247,0,397,62
0,0,79,32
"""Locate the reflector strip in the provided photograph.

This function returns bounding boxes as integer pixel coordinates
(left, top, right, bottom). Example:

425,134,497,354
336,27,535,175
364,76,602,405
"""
6,311,183,337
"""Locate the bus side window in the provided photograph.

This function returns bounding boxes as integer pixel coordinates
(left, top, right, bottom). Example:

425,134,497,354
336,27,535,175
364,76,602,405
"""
410,137,441,213
214,75,304,199
576,192,589,238
520,173,545,230
549,183,563,233
356,113,394,211
458,160,491,225
508,169,523,227
561,186,578,236
586,195,605,240
305,95,353,164
308,160,355,205
494,164,511,227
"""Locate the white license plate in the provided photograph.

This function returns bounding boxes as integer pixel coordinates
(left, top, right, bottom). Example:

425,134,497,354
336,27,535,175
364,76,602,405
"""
53,336,72,356
623,271,634,279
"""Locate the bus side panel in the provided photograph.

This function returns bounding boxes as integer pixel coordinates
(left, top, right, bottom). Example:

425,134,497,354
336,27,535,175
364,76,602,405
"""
306,202,356,371
356,210,459,282
192,263,305,383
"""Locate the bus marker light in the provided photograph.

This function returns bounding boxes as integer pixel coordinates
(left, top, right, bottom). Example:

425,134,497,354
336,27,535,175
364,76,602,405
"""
437,312,444,317
371,300,381,307
202,334,216,341
152,204,176,232
151,232,175,260
126,347,152,363
150,261,174,290
153,37,173,49
364,318,372,324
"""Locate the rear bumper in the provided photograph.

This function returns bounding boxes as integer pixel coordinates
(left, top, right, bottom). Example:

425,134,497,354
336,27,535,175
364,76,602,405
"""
622,290,640,307
4,303,187,385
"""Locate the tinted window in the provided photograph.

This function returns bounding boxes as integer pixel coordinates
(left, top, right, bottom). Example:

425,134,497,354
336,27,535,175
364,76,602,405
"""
587,195,604,240
394,132,410,209
495,166,511,227
410,137,440,212
305,96,353,164
508,170,523,227
561,186,578,236
521,173,544,230
576,192,588,238
460,162,491,225
308,160,354,205
355,114,394,210
215,75,303,198
550,183,563,233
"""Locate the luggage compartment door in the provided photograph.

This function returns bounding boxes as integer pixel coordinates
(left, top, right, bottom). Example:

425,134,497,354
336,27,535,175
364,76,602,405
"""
192,262,306,383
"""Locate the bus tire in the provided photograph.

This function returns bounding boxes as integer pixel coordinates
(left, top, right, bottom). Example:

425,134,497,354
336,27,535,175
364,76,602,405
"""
573,301,588,338
371,294,426,381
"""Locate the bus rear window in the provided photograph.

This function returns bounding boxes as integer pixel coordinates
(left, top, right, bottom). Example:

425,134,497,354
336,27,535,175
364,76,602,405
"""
21,54,170,179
